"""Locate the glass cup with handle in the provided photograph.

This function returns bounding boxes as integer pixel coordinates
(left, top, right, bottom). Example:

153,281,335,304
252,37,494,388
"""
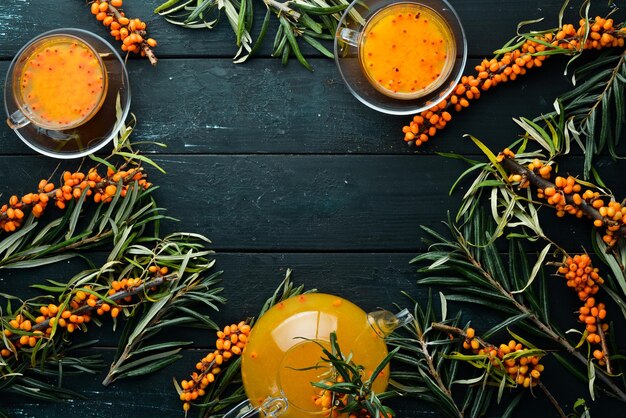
334,0,467,115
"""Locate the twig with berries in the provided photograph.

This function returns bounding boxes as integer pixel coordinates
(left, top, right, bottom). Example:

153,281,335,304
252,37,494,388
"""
496,149,626,248
402,15,626,146
0,164,149,235
1,267,172,357
1,232,223,401
436,324,546,389
434,323,566,418
175,322,251,413
413,217,626,402
89,0,158,65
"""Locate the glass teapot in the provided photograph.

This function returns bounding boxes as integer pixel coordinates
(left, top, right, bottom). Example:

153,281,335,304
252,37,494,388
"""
224,293,413,418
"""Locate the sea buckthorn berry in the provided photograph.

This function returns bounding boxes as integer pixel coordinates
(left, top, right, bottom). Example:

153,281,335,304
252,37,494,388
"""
466,327,475,339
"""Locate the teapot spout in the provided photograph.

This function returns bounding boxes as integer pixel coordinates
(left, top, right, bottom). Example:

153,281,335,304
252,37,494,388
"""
223,396,288,418
367,308,414,338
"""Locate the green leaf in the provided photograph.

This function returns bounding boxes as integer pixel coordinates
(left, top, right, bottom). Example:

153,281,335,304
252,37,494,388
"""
511,243,551,294
236,0,247,45
482,314,530,340
250,7,271,56
4,253,76,269
588,361,596,400
131,341,192,356
466,135,508,179
279,16,312,71
302,34,333,58
114,355,183,381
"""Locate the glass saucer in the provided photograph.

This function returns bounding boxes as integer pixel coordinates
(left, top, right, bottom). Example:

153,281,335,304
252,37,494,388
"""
4,28,130,159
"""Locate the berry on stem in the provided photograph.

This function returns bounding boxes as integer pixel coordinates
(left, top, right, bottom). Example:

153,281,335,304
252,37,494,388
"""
89,0,158,65
0,166,150,235
177,322,251,412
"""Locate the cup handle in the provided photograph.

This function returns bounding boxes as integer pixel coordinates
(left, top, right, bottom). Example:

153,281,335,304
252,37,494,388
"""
368,308,414,338
223,396,288,418
337,28,360,47
6,109,30,130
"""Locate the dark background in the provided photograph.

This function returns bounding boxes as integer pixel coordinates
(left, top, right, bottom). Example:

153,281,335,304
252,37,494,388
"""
0,1,625,417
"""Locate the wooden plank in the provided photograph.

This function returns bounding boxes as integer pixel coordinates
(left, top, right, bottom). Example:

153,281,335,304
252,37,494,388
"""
5,345,616,417
1,253,622,416
2,248,599,347
3,57,623,156
0,1,601,59
1,252,425,347
0,155,622,253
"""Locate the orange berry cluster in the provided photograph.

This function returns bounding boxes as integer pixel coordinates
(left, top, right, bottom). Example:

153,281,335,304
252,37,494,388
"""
402,17,626,146
1,314,47,356
178,322,251,412
0,166,149,235
462,327,544,389
313,377,392,418
505,157,553,189
557,255,609,366
89,0,157,63
1,265,166,358
499,151,626,247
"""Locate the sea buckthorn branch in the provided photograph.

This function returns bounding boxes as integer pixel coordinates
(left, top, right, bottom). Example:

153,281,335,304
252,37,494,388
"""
434,323,567,418
434,324,546,390
0,165,149,235
388,296,497,418
0,232,222,401
413,218,626,402
175,321,251,413
402,15,626,146
89,0,158,65
496,150,626,248
1,266,172,357
103,234,224,386
155,0,354,69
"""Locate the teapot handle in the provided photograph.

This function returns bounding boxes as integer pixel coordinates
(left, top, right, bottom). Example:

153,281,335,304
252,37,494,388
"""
367,308,414,338
223,396,288,418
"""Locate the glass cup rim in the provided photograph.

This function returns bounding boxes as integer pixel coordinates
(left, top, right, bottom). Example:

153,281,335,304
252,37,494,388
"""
4,28,131,159
11,32,109,131
334,0,468,115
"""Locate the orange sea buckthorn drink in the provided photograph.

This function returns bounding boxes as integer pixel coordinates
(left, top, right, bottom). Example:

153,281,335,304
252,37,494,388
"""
10,35,108,131
335,0,466,114
240,294,407,417
359,3,455,99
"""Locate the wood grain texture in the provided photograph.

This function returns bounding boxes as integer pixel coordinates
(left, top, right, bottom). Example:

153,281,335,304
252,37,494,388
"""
1,252,622,417
0,56,596,156
2,250,603,344
0,0,597,59
6,346,617,418
0,155,620,252
1,0,626,417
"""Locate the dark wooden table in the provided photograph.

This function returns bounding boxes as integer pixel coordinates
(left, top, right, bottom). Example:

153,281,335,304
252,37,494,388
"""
1,1,625,417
